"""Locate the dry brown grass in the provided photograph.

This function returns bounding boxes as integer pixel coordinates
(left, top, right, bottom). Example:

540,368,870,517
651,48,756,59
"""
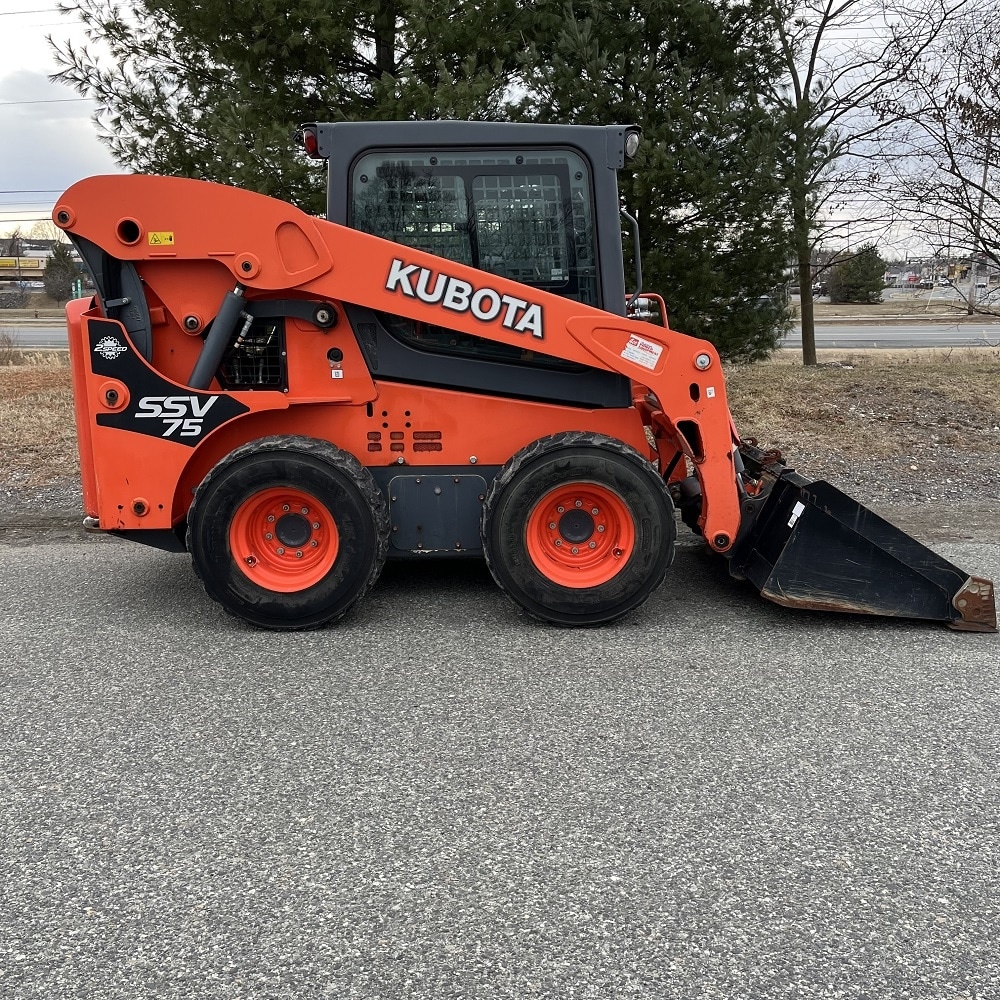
726,350,1000,460
0,363,78,487
1,351,998,490
799,299,983,319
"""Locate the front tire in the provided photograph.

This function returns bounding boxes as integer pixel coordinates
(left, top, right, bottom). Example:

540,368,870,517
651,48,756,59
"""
481,432,676,625
187,436,389,629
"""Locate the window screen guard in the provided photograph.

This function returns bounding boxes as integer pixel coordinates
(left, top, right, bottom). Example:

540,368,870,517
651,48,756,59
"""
351,150,599,309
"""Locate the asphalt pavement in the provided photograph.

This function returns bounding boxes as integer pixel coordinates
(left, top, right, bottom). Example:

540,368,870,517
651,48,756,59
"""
2,533,998,998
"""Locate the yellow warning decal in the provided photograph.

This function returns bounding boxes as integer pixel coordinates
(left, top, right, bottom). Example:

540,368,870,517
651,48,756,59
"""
148,231,175,246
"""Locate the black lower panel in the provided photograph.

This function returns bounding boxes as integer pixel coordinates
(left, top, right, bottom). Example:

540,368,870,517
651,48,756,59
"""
370,465,501,559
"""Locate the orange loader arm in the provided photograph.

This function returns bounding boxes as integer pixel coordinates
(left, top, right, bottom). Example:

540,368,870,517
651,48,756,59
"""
54,174,743,552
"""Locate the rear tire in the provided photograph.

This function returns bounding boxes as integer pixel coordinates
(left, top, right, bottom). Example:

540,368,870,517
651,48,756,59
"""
481,432,675,625
187,436,389,629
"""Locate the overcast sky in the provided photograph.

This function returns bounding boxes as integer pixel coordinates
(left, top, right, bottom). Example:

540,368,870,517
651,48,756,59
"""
0,2,122,237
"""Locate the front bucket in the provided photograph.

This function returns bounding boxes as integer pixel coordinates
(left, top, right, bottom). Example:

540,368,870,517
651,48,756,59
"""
728,453,996,632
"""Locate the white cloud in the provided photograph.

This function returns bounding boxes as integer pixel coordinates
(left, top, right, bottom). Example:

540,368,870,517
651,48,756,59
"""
0,12,123,234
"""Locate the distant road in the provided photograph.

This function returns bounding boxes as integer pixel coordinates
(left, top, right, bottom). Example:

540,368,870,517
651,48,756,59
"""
7,320,1000,352
3,325,69,349
783,322,1000,350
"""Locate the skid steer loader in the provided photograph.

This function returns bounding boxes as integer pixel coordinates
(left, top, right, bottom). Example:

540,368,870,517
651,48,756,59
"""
54,121,995,632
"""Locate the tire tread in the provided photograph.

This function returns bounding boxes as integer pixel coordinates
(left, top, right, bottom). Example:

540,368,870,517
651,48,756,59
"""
187,435,389,629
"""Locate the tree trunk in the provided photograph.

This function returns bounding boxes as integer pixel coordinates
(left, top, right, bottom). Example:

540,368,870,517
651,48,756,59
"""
798,257,816,365
374,2,398,80
793,206,817,366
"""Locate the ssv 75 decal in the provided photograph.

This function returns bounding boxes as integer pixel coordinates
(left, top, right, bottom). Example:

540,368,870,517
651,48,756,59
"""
88,319,249,447
386,258,545,339
135,395,219,437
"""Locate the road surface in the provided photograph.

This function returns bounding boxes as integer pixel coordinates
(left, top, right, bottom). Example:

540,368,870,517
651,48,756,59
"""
7,319,1000,351
1,527,997,998
782,322,1000,350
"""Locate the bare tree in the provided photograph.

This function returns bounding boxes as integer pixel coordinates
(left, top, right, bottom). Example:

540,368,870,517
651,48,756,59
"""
29,220,71,244
767,0,972,364
874,13,999,316
1,227,25,258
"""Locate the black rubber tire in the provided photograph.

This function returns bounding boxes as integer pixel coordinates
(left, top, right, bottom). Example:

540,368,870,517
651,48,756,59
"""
481,431,676,625
186,436,389,629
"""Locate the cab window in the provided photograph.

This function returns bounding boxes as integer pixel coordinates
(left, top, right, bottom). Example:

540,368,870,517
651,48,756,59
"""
351,148,599,308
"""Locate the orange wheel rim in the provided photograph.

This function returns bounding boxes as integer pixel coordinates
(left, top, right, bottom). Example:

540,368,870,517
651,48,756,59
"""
229,487,339,592
525,482,635,588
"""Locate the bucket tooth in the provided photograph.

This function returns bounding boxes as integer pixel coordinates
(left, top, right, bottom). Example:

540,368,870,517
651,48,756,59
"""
950,577,996,633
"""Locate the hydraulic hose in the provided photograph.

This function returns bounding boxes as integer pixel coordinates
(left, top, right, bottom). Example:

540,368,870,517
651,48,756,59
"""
188,285,246,390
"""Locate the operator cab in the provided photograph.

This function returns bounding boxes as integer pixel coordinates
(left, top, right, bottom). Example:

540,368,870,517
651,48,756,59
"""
298,121,642,408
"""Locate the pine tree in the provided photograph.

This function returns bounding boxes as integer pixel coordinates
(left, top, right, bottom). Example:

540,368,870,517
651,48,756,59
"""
43,243,80,304
513,0,795,361
52,0,793,359
827,244,886,304
52,1,528,212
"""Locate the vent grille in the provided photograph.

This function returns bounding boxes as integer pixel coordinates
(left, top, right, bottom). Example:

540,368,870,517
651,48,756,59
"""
218,318,285,389
413,430,443,453
366,428,443,454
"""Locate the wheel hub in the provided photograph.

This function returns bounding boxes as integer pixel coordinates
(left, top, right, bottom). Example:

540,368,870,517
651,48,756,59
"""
558,508,594,543
276,512,312,547
526,483,636,588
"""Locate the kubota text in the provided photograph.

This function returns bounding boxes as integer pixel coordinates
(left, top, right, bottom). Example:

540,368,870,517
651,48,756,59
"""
385,258,544,338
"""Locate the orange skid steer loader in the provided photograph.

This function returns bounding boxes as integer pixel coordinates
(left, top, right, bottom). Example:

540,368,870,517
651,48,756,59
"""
55,121,995,632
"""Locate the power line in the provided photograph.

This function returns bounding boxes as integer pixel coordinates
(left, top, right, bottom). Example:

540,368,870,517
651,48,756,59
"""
0,98,93,106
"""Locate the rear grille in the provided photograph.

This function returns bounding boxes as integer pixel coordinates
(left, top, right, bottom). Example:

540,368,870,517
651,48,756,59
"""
218,318,285,389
